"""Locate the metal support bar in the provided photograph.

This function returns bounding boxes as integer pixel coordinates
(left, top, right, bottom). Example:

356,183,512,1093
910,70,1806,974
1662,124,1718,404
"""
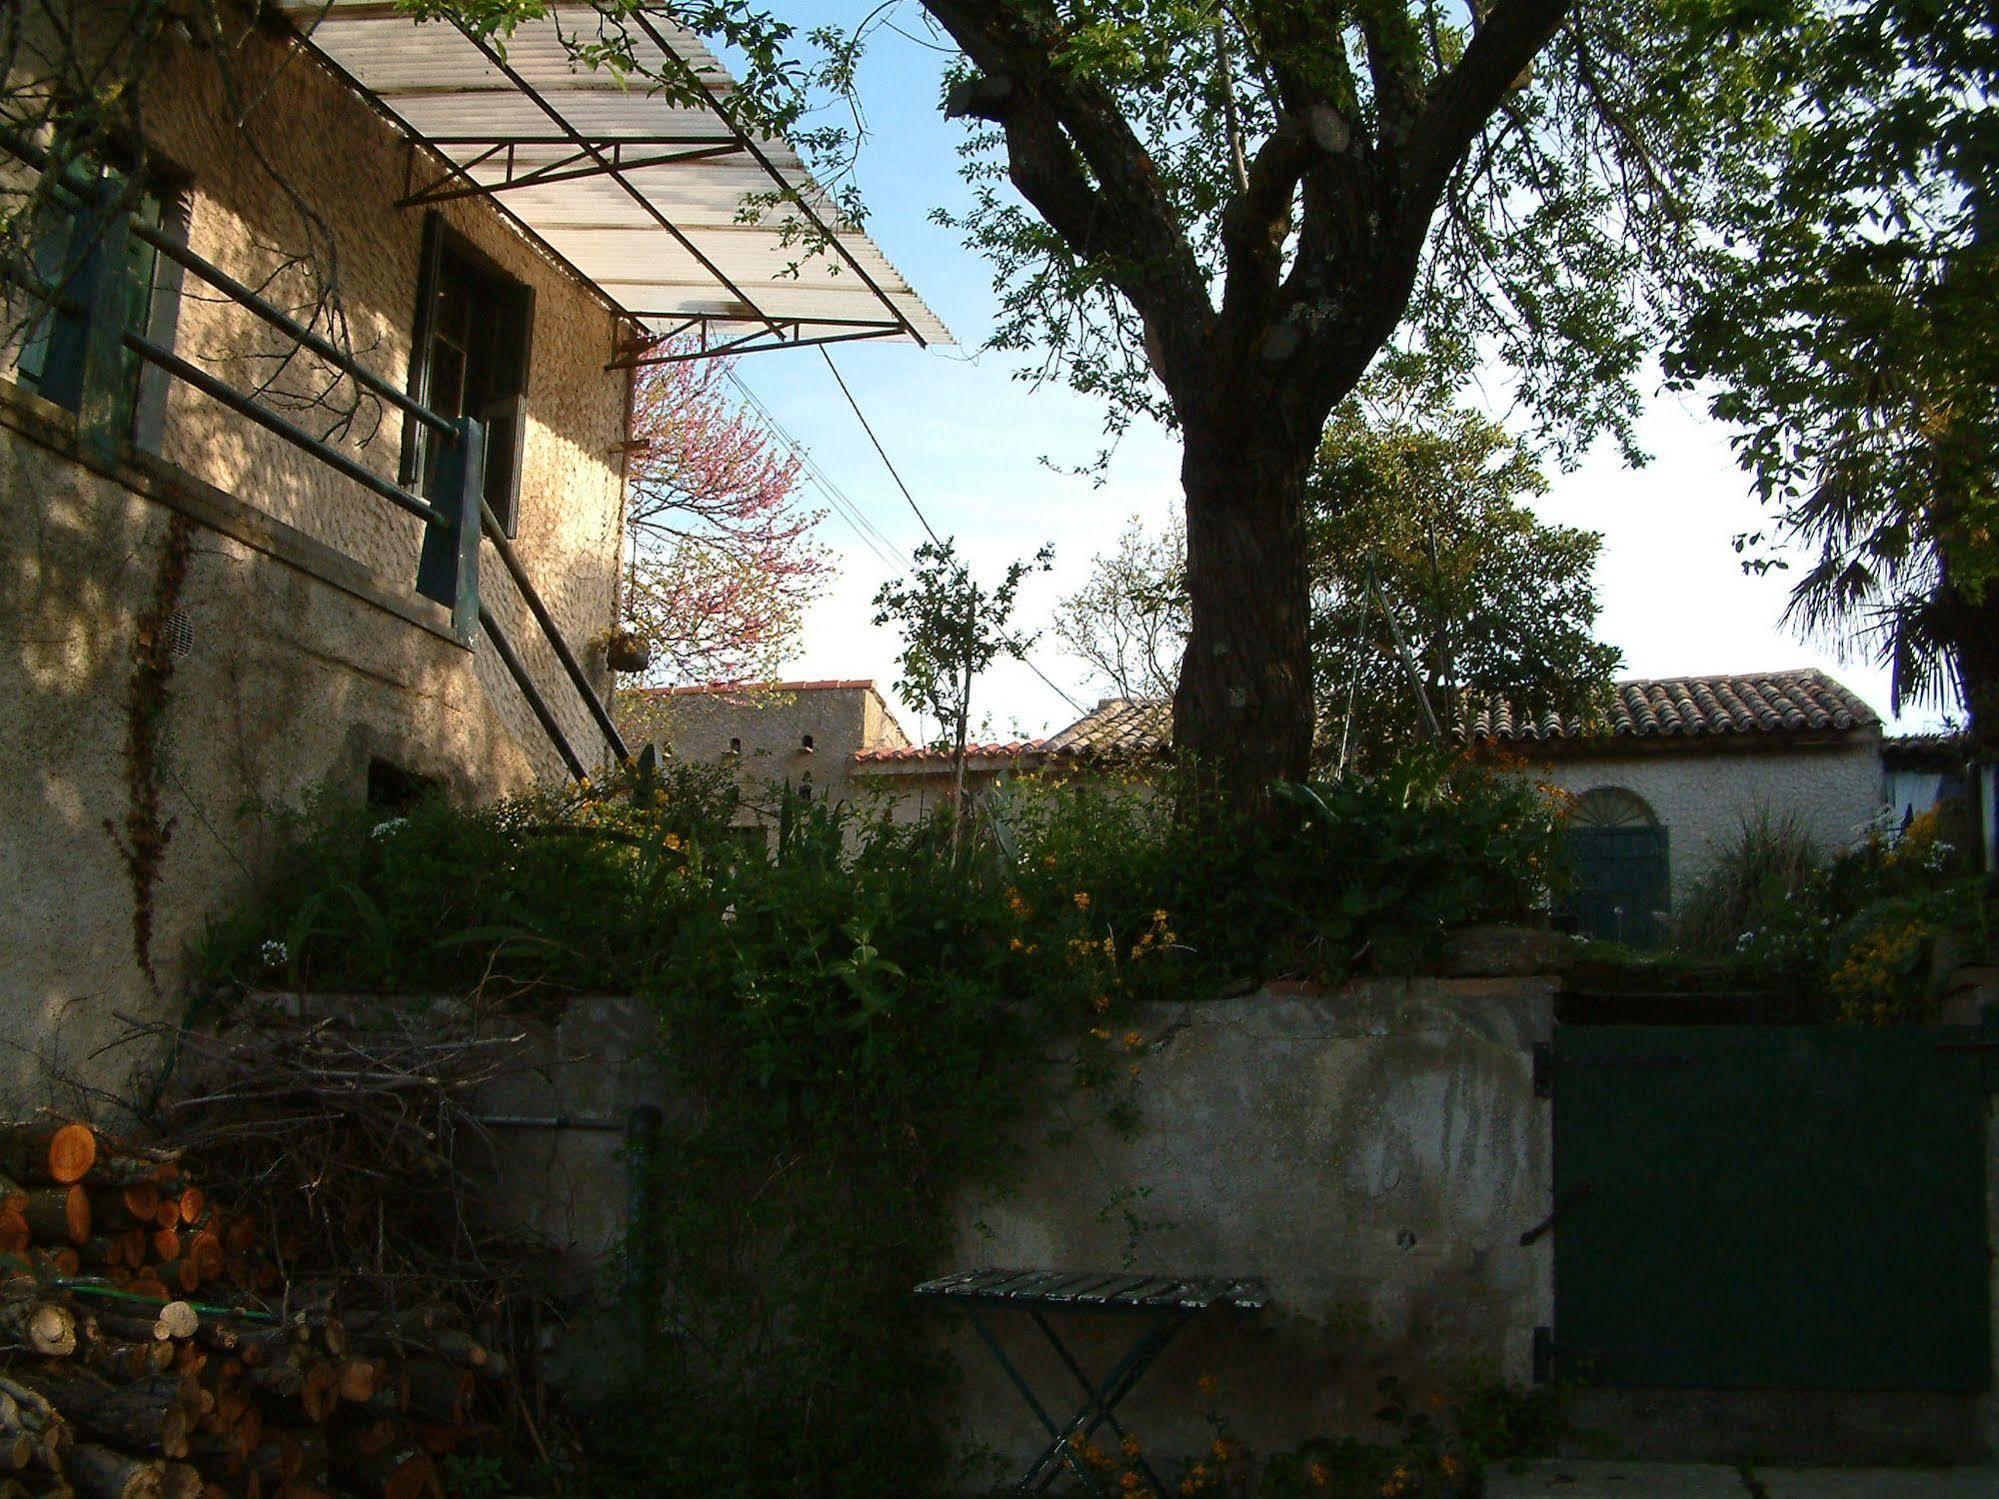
480,601,589,784
962,1306,1110,1498
397,141,746,208
629,12,922,347
480,500,630,765
130,221,455,439
608,325,902,370
447,21,787,342
1024,1313,1189,1494
122,332,449,528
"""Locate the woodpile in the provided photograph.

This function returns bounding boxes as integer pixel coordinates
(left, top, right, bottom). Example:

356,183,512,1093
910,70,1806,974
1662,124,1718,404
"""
0,1119,522,1498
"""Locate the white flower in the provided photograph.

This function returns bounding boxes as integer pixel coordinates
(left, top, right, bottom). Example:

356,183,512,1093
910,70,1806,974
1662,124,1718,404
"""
259,940,288,967
721,903,737,925
370,817,409,839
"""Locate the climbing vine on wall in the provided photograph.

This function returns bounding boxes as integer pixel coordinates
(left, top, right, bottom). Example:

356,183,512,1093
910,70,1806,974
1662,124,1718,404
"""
106,512,194,990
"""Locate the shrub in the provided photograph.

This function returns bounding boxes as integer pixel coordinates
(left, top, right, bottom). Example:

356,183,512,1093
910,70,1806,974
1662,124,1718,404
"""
1676,810,1826,961
203,753,1565,1495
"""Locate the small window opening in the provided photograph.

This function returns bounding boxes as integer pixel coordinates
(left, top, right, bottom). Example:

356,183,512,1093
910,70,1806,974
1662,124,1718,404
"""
727,737,742,756
367,757,438,814
800,734,815,754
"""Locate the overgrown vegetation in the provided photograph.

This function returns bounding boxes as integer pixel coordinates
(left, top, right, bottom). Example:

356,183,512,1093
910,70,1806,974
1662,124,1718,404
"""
202,752,1564,1496
1656,807,1991,1022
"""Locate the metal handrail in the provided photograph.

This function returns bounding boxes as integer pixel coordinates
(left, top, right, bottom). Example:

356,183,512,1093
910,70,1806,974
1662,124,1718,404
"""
1,126,631,780
129,220,456,440
122,330,450,528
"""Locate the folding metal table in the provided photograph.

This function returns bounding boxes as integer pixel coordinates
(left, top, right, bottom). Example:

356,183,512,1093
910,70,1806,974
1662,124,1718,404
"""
914,1267,1268,1495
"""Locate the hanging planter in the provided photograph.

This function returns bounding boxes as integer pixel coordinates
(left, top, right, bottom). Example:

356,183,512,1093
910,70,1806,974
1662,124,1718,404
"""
605,628,652,674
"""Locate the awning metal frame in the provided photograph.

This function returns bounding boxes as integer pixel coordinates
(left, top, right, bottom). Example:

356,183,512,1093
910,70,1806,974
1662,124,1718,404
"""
286,5,930,364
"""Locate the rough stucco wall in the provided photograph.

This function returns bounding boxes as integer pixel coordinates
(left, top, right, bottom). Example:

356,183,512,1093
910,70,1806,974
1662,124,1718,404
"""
1,424,550,1101
943,979,1554,1471
1524,740,1884,904
0,7,629,1104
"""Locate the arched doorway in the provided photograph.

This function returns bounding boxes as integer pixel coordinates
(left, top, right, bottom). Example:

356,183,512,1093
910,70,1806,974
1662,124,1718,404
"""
1563,787,1670,946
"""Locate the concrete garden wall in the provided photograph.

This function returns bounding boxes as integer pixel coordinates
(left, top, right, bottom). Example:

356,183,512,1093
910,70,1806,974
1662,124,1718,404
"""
940,977,1555,1472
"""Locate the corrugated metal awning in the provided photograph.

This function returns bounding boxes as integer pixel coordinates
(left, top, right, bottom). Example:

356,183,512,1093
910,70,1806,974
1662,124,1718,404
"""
276,1,951,361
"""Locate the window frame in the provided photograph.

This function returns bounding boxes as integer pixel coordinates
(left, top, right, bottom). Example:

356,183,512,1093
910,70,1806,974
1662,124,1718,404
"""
400,212,535,538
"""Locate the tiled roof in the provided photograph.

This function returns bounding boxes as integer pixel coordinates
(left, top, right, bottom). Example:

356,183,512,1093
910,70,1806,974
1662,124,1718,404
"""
1045,698,1174,759
846,671,1877,772
853,739,1046,766
851,697,1173,768
646,679,877,697
1466,670,1879,745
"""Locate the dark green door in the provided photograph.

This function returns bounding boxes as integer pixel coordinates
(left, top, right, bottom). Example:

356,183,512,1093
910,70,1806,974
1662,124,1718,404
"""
1549,1025,1992,1391
1565,825,1670,946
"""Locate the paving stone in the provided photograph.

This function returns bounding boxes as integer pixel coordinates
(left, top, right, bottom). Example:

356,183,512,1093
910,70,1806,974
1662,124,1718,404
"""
1485,1460,1752,1497
1757,1468,1999,1498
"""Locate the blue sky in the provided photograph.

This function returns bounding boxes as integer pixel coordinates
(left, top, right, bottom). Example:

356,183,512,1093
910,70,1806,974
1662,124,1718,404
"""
720,8,1936,744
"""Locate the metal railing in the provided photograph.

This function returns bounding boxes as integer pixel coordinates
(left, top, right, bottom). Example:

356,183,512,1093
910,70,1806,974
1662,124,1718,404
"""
2,130,629,782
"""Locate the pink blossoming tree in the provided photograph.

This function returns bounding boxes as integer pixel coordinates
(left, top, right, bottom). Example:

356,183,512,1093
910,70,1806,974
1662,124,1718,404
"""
619,347,829,687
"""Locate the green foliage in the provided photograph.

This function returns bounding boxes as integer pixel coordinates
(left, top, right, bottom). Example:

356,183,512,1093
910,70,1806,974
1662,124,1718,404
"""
1674,810,1827,962
1660,0,1999,723
1272,752,1567,975
871,538,1053,761
1054,382,1623,762
1675,809,1991,1021
214,757,1562,1495
1309,380,1624,769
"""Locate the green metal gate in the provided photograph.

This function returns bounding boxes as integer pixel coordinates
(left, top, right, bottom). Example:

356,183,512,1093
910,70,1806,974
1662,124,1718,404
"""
1546,1024,1994,1391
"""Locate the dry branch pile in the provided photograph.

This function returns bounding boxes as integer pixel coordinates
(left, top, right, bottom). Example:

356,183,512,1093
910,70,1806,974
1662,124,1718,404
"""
5,1011,554,1499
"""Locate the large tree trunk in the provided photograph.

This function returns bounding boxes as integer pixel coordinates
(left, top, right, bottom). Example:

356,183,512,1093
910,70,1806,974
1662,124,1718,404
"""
1173,418,1317,807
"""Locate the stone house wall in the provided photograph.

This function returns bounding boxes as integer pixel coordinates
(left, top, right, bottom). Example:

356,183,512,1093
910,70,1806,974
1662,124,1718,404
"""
0,6,629,1101
631,682,911,817
1519,736,1885,905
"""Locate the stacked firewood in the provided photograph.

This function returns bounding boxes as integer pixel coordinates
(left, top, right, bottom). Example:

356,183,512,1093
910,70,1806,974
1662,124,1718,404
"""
0,1121,514,1499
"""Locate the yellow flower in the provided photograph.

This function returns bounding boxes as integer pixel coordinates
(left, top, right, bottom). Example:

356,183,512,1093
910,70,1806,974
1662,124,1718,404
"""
1129,1062,1142,1078
1197,1373,1218,1399
1210,1438,1232,1462
1009,937,1025,952
1441,1453,1464,1478
1309,1461,1331,1488
1092,993,1112,1013
663,832,683,851
1121,1434,1142,1458
1091,1027,1112,1041
1074,891,1092,910
1152,909,1169,925
1123,1030,1145,1049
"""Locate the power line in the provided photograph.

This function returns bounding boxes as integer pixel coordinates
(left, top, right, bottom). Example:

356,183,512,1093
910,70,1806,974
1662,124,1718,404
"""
726,370,906,571
732,357,1087,720
820,347,942,545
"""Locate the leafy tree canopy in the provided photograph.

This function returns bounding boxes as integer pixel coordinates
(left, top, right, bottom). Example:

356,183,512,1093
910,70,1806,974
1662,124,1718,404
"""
1309,375,1623,767
1661,0,1999,729
1058,376,1622,767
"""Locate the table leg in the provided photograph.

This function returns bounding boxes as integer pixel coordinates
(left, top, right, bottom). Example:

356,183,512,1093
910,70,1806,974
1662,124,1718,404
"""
1026,1308,1178,1497
963,1304,1113,1497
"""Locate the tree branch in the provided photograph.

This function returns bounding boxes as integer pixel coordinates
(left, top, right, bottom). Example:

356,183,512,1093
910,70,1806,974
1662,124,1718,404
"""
922,0,1214,375
1405,0,1575,208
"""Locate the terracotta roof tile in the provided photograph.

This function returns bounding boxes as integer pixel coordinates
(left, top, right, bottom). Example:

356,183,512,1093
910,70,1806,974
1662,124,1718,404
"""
1465,669,1878,744
1043,697,1174,760
643,679,877,698
852,739,1047,766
